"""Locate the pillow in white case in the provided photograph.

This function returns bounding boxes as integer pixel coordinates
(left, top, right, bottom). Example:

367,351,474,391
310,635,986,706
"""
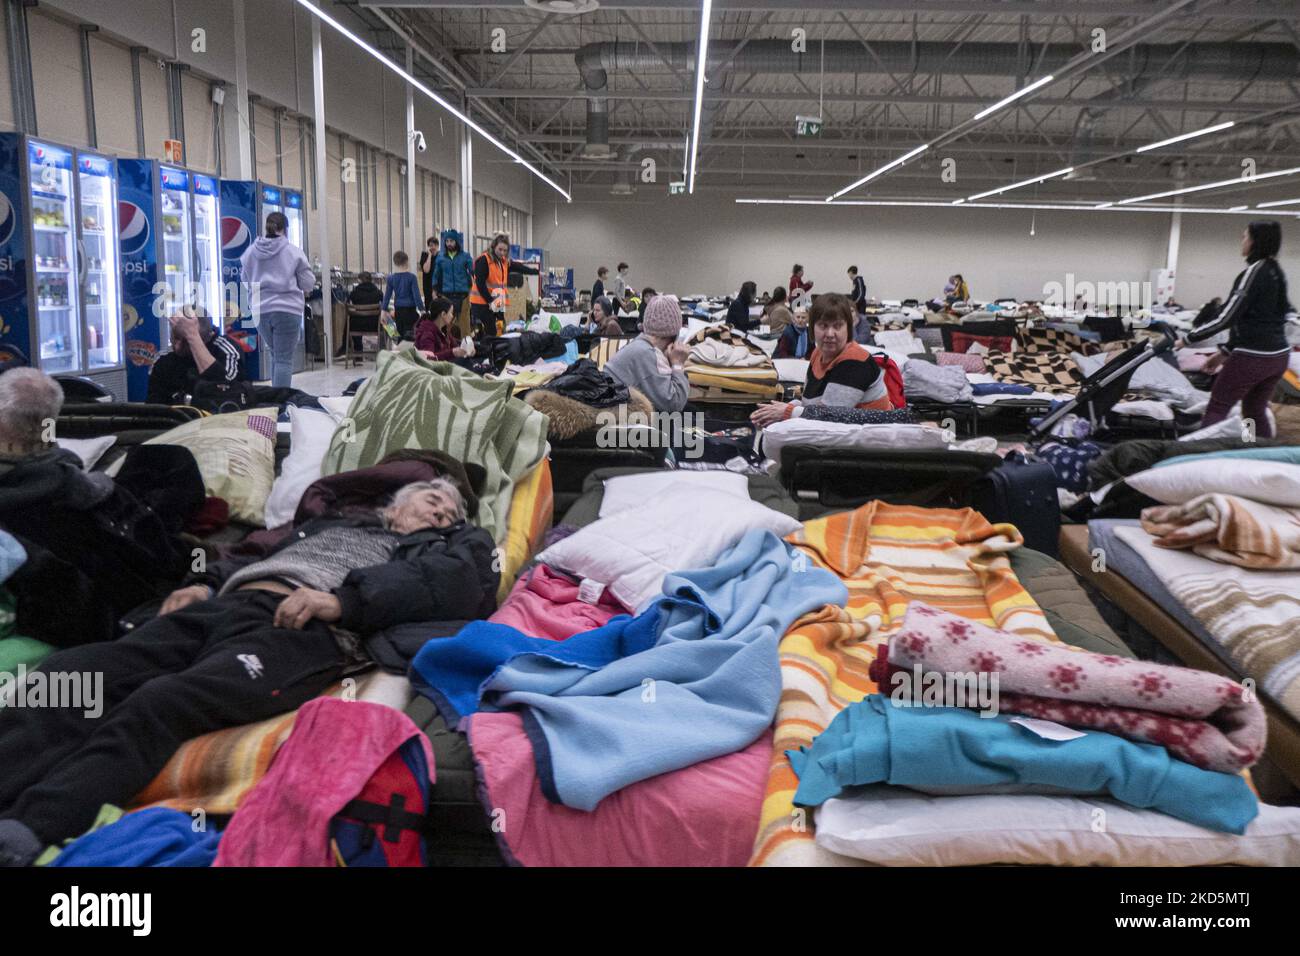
263,407,338,529
1125,459,1300,507
599,470,749,518
760,418,946,462
815,786,1300,867
56,435,117,471
536,484,802,612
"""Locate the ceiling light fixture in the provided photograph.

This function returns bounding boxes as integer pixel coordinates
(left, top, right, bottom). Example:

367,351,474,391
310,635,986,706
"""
687,0,713,195
291,0,571,201
971,74,1056,121
734,198,1300,218
1110,165,1300,205
828,144,929,201
1135,121,1235,152
966,166,1074,202
1257,197,1300,208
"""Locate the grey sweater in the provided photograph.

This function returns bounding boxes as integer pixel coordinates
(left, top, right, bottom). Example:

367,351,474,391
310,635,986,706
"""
603,336,690,412
220,524,403,595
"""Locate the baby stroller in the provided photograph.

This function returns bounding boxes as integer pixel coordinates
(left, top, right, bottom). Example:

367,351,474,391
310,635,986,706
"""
1026,329,1178,444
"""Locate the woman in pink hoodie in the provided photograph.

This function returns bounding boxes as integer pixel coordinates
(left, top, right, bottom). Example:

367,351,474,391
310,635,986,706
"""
239,212,315,388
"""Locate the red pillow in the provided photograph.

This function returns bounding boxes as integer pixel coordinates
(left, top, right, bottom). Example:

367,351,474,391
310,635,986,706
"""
951,331,1014,354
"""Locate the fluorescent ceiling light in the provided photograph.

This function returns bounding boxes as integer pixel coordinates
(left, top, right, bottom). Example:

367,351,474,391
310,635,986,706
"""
951,198,965,205
734,198,1300,217
1257,197,1300,208
291,0,571,202
1135,121,1235,153
687,0,713,195
1112,166,1300,205
828,144,929,201
971,74,1055,121
966,166,1074,202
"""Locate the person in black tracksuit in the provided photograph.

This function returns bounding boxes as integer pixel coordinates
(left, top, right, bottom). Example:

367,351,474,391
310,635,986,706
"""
1183,220,1294,438
146,310,244,405
0,479,498,865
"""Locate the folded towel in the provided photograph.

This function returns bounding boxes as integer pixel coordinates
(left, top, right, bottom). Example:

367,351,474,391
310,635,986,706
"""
1142,493,1300,570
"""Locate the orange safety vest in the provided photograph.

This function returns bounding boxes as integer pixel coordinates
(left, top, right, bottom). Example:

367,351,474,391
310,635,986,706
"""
469,253,511,312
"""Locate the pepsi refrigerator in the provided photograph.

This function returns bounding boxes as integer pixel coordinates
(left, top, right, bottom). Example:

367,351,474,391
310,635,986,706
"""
118,159,223,400
219,180,309,379
0,134,126,397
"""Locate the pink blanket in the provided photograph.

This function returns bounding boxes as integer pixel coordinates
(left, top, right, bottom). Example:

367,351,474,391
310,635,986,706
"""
214,698,433,867
469,711,771,866
488,563,624,640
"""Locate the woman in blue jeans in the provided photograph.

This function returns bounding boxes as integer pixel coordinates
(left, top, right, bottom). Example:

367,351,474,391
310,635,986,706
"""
239,211,315,388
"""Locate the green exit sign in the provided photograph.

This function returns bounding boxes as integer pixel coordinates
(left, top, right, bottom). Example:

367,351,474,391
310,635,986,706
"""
669,181,686,195
795,115,823,137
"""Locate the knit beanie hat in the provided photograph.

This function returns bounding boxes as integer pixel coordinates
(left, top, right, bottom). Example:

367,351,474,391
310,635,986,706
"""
642,294,683,338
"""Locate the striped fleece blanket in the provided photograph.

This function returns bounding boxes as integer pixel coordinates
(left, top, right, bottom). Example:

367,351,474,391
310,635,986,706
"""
320,350,548,544
1141,493,1300,570
749,502,1058,867
1114,525,1300,724
685,325,781,398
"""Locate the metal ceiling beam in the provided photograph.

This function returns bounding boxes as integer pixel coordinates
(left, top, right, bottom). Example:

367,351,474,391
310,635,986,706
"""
460,88,1295,115
361,1,1297,19
482,12,557,88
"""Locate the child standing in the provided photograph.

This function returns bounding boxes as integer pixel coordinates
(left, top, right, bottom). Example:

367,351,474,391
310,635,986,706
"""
382,250,423,341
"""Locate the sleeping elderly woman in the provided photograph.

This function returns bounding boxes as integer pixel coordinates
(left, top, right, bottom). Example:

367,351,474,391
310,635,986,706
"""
751,293,892,427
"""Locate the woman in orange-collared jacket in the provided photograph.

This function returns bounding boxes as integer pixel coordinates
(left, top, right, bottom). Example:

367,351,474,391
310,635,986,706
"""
469,233,540,336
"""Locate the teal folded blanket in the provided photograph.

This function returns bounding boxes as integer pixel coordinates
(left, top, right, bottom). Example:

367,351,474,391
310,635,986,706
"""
788,695,1258,834
1154,446,1300,469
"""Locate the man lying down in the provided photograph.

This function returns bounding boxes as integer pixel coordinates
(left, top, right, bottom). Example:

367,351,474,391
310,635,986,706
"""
0,477,498,866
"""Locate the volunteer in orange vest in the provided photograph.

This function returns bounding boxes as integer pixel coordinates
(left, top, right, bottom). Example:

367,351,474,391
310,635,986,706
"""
469,233,540,337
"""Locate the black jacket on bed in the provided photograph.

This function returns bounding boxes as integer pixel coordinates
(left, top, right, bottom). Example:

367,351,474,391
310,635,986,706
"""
1186,256,1292,354
185,514,499,637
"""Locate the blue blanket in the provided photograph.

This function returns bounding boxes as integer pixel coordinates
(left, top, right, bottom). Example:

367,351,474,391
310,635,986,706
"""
410,608,659,724
788,695,1258,834
971,382,1034,396
414,529,847,811
48,808,222,867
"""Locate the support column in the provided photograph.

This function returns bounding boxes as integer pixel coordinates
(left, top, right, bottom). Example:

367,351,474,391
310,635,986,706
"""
1160,162,1187,305
311,5,332,366
79,25,98,148
223,0,253,179
4,0,37,135
459,97,475,252
405,44,418,259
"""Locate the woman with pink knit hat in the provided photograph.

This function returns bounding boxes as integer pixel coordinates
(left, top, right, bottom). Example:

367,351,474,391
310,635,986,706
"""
603,294,690,412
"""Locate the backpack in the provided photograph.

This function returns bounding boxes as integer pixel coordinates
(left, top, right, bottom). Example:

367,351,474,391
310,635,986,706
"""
328,736,434,867
871,353,906,408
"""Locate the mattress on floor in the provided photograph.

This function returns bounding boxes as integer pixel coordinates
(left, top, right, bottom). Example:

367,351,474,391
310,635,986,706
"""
1085,518,1219,652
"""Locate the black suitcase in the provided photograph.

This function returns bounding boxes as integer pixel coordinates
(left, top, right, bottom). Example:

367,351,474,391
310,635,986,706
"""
970,451,1061,556
778,446,1003,514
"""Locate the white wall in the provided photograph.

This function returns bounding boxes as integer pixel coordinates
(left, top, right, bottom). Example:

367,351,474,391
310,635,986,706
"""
533,192,1300,308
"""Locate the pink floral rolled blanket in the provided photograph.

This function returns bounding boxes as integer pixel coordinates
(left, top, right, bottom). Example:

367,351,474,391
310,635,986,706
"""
868,604,1266,774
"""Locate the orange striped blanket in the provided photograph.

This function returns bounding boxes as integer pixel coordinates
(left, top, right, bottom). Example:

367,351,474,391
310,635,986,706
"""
749,501,1059,867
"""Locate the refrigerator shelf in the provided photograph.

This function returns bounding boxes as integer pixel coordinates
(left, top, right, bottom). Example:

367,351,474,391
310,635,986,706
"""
34,224,70,233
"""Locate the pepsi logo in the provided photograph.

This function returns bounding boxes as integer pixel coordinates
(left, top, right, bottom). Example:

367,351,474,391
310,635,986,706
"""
118,200,150,256
0,192,13,245
221,216,252,259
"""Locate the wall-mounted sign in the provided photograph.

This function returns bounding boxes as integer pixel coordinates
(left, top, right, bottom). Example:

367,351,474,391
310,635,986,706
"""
164,139,184,163
795,115,823,137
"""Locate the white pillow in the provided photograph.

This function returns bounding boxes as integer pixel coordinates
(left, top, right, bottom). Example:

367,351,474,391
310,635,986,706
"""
56,435,116,471
759,418,947,462
1125,459,1300,507
318,395,354,422
599,471,749,519
774,359,809,383
814,787,1300,866
536,484,802,612
263,408,338,529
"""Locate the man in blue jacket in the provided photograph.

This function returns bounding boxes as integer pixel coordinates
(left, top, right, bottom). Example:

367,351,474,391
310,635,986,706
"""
431,230,473,333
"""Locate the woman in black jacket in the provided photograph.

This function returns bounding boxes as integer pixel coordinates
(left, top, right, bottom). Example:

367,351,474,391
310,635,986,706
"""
1183,221,1293,437
727,281,758,332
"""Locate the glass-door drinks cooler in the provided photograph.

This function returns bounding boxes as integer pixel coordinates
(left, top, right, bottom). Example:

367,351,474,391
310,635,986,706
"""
0,133,126,398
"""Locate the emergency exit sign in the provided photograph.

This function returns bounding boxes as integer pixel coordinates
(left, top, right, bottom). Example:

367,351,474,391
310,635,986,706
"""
795,115,823,137
669,181,686,195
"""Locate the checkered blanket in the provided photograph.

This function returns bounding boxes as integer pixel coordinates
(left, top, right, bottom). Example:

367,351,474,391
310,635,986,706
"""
983,348,1084,394
1015,326,1099,356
